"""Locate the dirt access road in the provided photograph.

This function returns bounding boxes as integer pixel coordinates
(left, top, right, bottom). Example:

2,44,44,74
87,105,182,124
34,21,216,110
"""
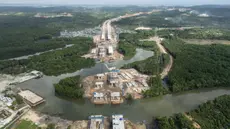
146,36,173,79
100,9,161,43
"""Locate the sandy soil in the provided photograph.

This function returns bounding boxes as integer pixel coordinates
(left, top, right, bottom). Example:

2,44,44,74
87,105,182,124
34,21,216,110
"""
21,110,73,129
71,120,88,129
184,113,201,129
160,55,173,79
135,27,152,31
82,68,150,103
0,74,13,92
0,71,41,92
20,110,143,129
125,120,146,129
149,37,167,54
183,39,230,45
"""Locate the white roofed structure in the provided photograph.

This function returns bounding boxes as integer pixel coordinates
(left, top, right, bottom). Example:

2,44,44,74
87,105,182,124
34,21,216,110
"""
91,49,97,54
96,74,104,79
89,115,104,129
112,115,125,129
108,46,114,55
96,74,104,77
111,92,120,97
95,82,104,88
111,92,121,101
18,90,45,107
93,92,104,98
95,82,104,85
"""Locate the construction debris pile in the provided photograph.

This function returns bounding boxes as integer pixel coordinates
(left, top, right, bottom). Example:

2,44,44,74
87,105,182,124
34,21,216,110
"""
0,71,43,92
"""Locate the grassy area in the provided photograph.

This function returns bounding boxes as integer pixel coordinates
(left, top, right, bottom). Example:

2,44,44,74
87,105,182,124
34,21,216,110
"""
15,120,38,129
183,39,230,45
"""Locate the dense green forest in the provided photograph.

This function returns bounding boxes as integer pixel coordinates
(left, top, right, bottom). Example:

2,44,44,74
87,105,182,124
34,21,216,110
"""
0,11,105,60
155,95,230,129
0,37,95,76
54,75,84,99
162,38,230,92
122,40,169,75
118,30,156,59
189,95,230,129
143,76,169,98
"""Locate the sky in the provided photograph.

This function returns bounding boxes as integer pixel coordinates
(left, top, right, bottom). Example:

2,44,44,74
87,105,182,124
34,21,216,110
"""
1,0,230,6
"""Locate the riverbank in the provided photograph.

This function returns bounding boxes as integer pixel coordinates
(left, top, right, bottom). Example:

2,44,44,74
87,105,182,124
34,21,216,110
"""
0,71,42,92
154,95,230,129
8,42,230,123
17,109,146,129
15,71,230,122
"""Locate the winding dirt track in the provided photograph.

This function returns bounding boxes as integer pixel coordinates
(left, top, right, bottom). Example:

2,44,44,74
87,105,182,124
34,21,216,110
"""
161,53,173,79
145,36,173,79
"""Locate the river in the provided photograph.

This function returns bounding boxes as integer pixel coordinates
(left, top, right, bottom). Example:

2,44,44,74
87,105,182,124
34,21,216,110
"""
15,48,230,123
8,44,74,60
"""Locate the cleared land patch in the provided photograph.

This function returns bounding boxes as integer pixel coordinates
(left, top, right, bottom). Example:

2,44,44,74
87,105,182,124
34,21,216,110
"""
183,39,230,45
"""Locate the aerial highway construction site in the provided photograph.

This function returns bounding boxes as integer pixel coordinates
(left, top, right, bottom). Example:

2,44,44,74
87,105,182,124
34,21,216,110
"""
81,10,162,104
82,68,150,104
83,10,160,62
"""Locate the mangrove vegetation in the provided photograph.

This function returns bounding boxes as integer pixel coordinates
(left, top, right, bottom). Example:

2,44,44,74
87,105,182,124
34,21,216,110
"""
155,95,230,129
54,75,84,99
0,37,95,76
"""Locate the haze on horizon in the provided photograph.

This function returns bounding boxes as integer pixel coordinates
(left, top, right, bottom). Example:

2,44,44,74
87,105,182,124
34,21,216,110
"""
1,0,230,6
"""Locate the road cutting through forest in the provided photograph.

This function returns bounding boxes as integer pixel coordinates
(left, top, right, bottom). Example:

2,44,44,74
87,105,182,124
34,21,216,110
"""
143,36,173,79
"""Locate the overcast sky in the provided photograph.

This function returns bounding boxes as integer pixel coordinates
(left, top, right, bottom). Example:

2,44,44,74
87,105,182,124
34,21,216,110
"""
1,0,230,6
